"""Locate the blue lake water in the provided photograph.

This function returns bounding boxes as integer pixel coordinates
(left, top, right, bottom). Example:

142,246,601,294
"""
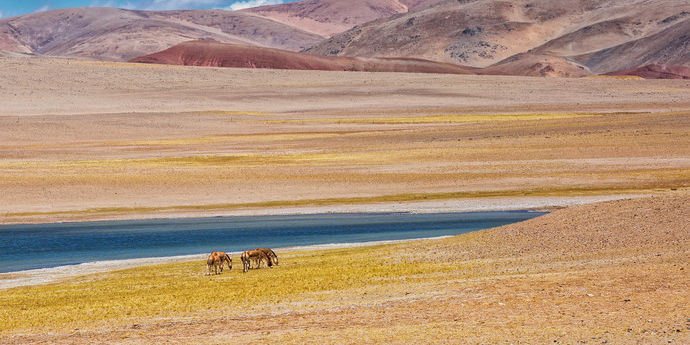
0,211,546,273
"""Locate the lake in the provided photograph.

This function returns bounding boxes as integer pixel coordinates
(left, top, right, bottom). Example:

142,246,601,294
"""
0,211,546,273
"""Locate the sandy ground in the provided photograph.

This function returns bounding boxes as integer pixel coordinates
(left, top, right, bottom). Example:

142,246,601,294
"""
1,57,689,224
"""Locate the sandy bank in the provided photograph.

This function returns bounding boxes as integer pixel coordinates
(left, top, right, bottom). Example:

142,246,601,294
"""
0,235,434,291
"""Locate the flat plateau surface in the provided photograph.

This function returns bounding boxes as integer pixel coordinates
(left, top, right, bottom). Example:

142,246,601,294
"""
1,57,689,224
0,57,688,343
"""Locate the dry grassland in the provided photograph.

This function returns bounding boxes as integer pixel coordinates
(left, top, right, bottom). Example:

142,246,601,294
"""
0,58,689,223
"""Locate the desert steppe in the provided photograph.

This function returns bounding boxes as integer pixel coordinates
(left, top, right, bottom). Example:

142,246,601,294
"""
0,56,689,343
1,57,689,224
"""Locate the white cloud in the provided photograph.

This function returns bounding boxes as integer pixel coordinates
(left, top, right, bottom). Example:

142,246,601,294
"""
89,1,138,10
35,5,51,13
91,0,226,11
227,0,284,11
145,0,223,11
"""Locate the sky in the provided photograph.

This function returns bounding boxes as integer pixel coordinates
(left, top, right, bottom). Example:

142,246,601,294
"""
0,0,302,18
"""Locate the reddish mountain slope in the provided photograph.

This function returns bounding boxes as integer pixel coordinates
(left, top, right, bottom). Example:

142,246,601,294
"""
129,40,476,74
240,0,444,37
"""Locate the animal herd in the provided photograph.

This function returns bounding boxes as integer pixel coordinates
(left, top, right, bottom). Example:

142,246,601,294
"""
206,248,279,275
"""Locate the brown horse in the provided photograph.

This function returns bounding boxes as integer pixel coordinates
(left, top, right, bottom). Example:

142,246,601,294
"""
256,248,278,267
207,254,222,275
240,250,269,273
207,251,232,275
210,251,232,270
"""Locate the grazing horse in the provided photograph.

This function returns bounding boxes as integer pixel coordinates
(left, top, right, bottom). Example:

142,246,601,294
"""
256,248,279,267
207,254,223,275
240,250,269,273
207,251,232,275
210,251,232,270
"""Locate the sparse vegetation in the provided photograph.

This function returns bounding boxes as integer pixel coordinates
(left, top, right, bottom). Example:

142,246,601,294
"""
258,112,623,124
0,244,447,333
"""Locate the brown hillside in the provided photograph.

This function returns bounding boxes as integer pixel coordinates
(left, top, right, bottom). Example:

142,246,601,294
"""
0,1,447,62
572,18,690,74
306,0,690,74
240,0,444,37
0,7,323,61
480,52,591,77
605,64,690,80
129,40,476,74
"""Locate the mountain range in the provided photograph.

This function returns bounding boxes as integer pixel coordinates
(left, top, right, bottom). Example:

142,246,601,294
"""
1,0,688,77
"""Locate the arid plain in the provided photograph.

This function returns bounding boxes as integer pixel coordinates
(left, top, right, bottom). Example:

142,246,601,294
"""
0,57,689,343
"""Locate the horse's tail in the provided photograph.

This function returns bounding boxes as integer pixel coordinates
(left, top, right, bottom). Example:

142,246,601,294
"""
241,251,249,272
206,255,214,275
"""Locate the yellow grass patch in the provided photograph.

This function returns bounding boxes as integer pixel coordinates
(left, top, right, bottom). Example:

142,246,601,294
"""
192,110,274,116
586,75,645,80
1,186,668,220
1,132,346,151
258,112,641,125
0,245,450,334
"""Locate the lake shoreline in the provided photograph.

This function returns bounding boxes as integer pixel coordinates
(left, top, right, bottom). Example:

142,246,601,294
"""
0,236,446,290
0,194,646,290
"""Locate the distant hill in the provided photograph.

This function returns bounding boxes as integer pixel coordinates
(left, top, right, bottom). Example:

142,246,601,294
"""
605,65,690,80
568,18,690,74
129,40,477,74
479,53,591,78
0,1,446,62
240,0,444,37
2,0,688,77
305,0,690,75
0,7,328,61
